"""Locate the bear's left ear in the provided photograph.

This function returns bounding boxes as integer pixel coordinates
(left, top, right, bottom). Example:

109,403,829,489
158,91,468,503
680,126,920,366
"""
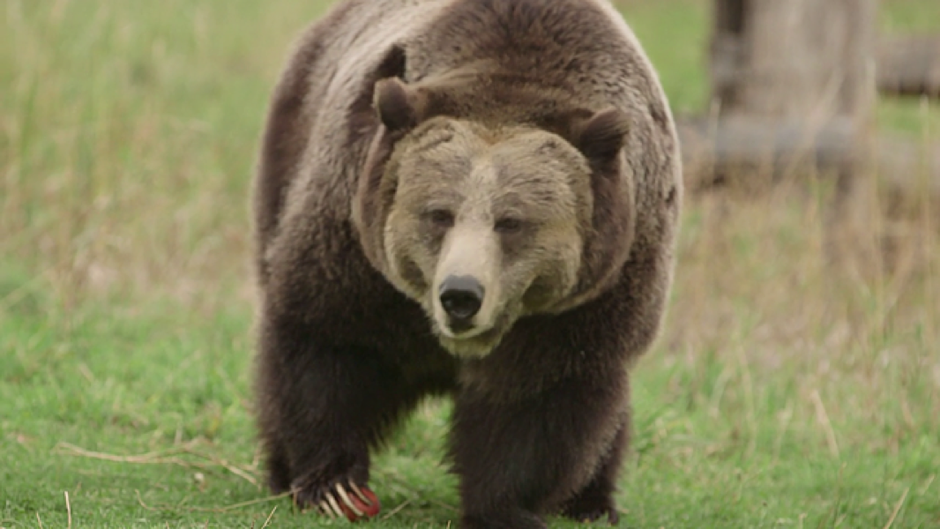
374,77,424,133
573,108,631,168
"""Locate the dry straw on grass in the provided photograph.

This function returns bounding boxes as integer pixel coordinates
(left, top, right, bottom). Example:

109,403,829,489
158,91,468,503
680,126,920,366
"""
54,441,262,489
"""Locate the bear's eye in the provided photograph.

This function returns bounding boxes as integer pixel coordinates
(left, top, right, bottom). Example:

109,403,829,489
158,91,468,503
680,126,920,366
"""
494,217,524,234
425,209,455,229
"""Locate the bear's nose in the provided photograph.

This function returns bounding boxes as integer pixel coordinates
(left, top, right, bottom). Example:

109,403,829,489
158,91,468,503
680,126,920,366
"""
439,275,485,322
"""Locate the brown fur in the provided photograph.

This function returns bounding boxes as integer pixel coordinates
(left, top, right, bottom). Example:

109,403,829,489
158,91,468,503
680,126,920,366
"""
250,0,682,527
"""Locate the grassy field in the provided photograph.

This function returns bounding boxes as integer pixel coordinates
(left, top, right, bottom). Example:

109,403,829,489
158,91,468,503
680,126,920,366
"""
2,0,939,527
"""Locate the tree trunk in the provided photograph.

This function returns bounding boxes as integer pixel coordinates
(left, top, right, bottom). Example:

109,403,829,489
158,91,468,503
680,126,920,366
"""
706,0,880,265
710,0,876,122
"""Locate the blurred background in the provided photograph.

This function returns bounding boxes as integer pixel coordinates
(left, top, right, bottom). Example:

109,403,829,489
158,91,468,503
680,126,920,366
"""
3,0,938,316
1,0,938,527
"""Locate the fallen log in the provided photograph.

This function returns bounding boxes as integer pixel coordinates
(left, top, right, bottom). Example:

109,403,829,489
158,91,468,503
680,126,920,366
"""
675,116,940,200
676,116,858,187
877,35,940,98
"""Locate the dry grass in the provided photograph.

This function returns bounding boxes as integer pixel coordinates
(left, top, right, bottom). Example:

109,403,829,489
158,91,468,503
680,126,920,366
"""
1,0,328,314
663,164,940,444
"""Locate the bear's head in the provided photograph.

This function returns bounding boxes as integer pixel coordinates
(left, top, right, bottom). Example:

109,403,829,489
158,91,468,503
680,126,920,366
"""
354,74,635,359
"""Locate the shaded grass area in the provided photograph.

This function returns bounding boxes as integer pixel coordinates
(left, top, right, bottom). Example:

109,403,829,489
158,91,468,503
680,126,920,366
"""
2,0,939,527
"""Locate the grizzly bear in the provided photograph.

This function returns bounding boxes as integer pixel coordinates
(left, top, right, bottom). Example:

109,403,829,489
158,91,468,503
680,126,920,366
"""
250,0,682,527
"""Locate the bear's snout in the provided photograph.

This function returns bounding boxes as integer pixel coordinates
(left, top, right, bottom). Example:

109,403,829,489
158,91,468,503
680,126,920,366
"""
439,275,485,329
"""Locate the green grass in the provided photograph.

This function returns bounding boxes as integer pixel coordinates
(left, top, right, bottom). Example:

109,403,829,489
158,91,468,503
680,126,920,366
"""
3,289,937,528
2,1,940,528
880,0,940,34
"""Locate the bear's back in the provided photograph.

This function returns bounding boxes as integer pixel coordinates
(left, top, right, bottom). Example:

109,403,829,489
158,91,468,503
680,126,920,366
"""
258,0,680,303
274,0,676,209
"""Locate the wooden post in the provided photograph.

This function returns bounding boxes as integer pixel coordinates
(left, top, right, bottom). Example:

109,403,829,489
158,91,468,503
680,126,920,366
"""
702,0,880,266
702,0,877,181
710,0,876,120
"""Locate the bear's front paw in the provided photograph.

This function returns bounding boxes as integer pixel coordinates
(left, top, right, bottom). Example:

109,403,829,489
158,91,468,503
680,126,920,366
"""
562,499,620,526
291,477,381,521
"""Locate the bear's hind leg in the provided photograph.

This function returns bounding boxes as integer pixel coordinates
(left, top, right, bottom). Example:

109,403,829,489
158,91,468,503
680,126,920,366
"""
256,315,420,520
560,418,628,525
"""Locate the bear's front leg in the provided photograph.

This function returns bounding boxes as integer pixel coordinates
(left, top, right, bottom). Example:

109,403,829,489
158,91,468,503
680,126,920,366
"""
449,376,627,529
256,314,414,521
560,420,628,525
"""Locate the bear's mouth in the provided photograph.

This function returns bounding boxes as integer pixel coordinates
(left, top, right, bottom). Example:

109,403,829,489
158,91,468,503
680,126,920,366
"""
439,319,488,339
431,313,512,359
436,329,505,359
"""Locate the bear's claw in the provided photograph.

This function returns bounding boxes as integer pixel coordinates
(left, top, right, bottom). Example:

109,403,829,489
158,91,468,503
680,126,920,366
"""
326,491,345,519
316,499,336,519
335,483,365,517
298,480,381,521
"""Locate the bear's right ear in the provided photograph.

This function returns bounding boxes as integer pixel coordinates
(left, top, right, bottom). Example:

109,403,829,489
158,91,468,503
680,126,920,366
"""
572,108,631,168
374,77,421,133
